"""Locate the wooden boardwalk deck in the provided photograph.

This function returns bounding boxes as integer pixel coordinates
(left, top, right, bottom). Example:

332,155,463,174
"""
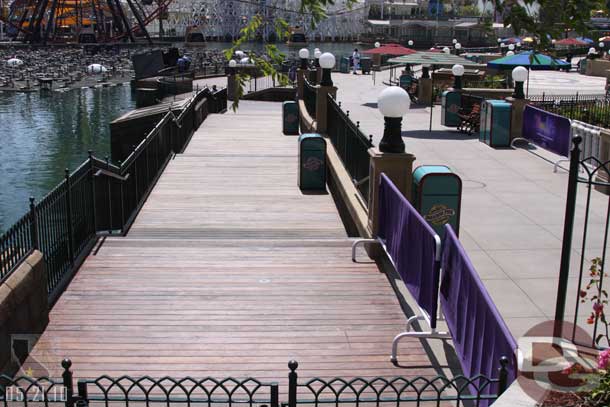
24,102,436,383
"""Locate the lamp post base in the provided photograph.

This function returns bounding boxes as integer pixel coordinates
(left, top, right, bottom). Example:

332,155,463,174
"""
320,68,333,87
379,117,405,154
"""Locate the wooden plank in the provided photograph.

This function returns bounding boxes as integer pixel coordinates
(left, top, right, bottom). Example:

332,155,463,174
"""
23,101,436,386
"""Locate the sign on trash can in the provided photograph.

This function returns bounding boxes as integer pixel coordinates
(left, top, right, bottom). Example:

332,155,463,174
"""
283,101,299,135
298,134,326,190
412,165,462,237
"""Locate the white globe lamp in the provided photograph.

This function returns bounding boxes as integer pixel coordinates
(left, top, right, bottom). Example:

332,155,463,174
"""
508,44,515,51
299,48,309,69
512,66,528,99
377,86,409,153
319,52,336,86
506,51,515,56
408,40,414,46
375,41,381,48
443,47,450,54
452,64,464,89
228,59,237,68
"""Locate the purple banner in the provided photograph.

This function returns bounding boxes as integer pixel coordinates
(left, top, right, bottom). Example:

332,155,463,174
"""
522,105,572,157
440,225,518,404
378,174,440,328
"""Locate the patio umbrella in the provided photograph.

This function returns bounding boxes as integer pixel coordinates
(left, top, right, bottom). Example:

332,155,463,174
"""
599,36,610,42
487,51,570,70
554,38,588,47
577,37,595,44
522,37,535,43
362,43,417,56
487,51,570,96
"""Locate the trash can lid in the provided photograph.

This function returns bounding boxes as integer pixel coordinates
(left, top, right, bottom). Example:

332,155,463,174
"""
413,165,452,183
298,133,324,141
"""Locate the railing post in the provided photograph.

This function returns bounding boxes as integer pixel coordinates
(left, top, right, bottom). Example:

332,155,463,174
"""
64,168,74,264
118,160,126,233
105,157,113,234
554,136,582,339
288,360,298,407
29,197,39,250
270,382,279,407
497,356,509,396
315,86,337,134
88,152,97,234
77,380,88,406
61,359,74,407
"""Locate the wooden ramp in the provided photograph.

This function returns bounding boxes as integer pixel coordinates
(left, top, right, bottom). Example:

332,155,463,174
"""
24,102,436,383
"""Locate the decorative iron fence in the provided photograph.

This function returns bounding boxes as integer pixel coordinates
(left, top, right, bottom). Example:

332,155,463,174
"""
303,79,317,119
326,95,374,205
529,93,610,128
0,86,227,303
286,360,509,407
0,359,508,407
555,136,610,348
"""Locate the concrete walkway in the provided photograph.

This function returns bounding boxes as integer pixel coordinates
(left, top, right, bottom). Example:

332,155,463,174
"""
332,68,609,339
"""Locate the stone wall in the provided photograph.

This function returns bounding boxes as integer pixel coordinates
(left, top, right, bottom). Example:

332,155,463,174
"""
0,251,49,375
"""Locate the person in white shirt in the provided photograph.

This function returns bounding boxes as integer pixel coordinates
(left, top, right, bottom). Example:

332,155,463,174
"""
352,48,360,74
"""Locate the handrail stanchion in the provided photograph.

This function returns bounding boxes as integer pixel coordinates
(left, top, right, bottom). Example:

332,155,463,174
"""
29,197,39,250
64,168,74,264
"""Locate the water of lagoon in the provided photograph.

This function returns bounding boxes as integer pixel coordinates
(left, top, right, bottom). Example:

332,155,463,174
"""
0,85,136,233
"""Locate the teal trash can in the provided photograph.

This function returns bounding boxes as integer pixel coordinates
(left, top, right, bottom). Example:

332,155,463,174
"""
412,165,462,237
479,100,511,147
298,134,327,190
360,57,372,74
399,74,413,90
579,58,588,74
441,90,462,127
283,101,299,135
340,57,350,73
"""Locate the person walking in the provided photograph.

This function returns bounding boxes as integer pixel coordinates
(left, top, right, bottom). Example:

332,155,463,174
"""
352,48,360,74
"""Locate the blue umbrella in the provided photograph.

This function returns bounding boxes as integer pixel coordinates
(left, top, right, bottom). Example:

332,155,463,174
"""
487,51,570,97
576,36,595,44
487,50,570,70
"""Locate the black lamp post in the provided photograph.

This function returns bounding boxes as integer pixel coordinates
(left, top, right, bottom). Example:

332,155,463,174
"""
299,48,309,70
512,66,527,99
319,52,335,87
378,86,409,153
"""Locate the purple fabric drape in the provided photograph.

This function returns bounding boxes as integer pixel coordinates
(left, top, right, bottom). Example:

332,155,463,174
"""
378,174,440,329
440,225,518,403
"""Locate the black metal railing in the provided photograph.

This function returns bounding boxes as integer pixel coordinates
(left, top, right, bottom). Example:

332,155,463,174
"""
0,359,508,407
326,95,374,205
0,86,227,302
286,360,509,407
528,93,610,128
245,75,278,94
307,68,318,85
303,79,317,119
